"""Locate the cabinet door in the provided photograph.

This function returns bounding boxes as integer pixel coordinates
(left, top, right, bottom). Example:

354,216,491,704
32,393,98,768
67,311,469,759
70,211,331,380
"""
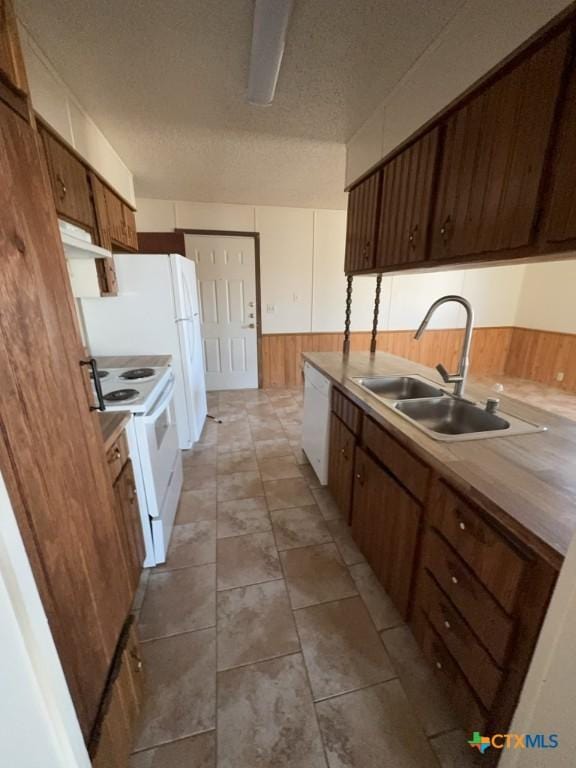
344,170,382,273
431,28,570,261
377,128,439,269
105,186,125,245
352,448,421,618
123,205,138,250
328,412,355,522
114,460,145,597
89,172,112,249
40,127,96,230
91,628,143,768
0,0,28,96
0,98,132,738
542,48,576,248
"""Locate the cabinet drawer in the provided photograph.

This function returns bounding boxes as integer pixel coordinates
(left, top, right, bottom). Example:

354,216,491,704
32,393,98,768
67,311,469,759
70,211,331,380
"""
331,388,362,435
423,529,514,666
419,571,503,710
106,431,129,484
419,617,487,733
432,481,527,613
363,417,430,502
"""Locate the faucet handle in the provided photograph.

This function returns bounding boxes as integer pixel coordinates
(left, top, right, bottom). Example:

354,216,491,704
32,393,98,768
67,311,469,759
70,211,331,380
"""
435,363,452,383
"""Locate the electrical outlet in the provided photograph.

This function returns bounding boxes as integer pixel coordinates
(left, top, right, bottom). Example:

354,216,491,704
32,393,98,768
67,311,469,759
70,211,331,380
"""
266,303,276,314
556,371,565,382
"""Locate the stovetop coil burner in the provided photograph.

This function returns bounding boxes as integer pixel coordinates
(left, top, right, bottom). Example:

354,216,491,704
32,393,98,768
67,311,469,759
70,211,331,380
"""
104,388,140,403
120,367,155,381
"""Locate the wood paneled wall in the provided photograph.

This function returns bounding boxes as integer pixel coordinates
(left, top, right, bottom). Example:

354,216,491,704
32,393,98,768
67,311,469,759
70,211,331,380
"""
505,327,576,392
262,327,513,388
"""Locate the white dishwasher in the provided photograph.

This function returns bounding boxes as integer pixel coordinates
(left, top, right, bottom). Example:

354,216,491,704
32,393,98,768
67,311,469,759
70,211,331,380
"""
301,362,332,484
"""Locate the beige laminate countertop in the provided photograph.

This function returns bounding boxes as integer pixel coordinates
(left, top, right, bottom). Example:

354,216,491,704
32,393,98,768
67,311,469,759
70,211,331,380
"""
304,351,576,567
99,411,130,451
96,355,172,368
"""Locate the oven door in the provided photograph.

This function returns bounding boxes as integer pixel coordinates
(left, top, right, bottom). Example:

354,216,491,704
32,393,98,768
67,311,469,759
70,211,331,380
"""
136,375,180,518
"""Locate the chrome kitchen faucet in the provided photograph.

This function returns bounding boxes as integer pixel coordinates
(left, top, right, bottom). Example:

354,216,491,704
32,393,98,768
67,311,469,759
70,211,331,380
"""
414,295,474,398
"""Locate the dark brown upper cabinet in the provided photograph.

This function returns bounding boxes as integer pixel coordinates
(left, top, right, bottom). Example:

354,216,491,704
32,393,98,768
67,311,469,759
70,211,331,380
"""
430,27,570,262
40,125,96,231
541,44,576,250
344,170,382,273
377,127,440,269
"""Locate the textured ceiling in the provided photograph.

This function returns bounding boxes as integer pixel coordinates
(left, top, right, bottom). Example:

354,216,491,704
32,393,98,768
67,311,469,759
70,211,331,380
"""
18,0,463,207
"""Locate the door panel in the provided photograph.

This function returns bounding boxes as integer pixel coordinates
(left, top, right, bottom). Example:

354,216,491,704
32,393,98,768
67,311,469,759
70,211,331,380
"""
344,170,382,273
431,28,570,261
377,128,439,268
542,45,576,248
352,448,421,618
39,126,95,230
0,100,131,738
186,234,258,390
328,413,355,522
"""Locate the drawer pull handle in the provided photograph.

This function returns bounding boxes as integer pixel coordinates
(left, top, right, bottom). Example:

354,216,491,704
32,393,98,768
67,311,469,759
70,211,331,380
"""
444,620,451,630
451,575,459,585
435,661,443,670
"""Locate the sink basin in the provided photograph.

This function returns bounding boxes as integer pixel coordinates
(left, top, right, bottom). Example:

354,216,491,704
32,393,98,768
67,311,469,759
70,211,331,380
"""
353,376,445,400
395,397,510,436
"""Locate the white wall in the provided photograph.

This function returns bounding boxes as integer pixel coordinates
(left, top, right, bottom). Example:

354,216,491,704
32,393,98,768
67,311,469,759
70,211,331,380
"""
515,259,576,334
137,197,530,335
18,21,135,205
347,0,573,185
0,472,89,768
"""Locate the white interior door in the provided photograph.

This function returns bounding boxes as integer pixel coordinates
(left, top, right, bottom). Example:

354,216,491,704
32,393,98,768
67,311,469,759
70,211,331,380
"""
185,235,259,390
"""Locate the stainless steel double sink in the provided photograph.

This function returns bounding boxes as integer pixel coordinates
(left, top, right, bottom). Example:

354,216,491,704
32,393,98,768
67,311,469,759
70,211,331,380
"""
351,375,547,442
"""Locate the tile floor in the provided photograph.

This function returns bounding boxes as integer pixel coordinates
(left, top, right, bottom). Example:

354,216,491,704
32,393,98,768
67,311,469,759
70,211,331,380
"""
130,387,479,768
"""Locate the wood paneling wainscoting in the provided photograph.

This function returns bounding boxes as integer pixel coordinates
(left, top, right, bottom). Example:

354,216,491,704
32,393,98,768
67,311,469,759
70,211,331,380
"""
262,327,513,388
506,327,576,392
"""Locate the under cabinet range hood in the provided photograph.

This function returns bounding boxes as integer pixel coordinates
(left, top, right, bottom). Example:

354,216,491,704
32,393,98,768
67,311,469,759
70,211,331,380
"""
59,220,112,299
59,220,111,260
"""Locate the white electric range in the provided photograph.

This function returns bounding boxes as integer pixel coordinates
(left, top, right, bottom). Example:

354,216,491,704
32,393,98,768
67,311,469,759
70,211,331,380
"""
95,365,182,566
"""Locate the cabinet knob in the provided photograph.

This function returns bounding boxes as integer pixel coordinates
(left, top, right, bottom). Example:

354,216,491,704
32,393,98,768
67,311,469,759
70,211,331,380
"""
56,174,67,200
440,215,452,242
444,620,451,630
458,520,466,531
435,661,443,670
114,447,121,459
408,224,418,248
451,575,459,585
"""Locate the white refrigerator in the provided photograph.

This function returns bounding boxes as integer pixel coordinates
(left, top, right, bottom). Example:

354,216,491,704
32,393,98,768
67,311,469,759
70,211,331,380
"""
81,253,208,449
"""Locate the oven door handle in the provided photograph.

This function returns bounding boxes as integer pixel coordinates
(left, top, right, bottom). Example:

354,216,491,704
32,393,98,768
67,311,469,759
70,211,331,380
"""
80,358,106,412
143,377,176,422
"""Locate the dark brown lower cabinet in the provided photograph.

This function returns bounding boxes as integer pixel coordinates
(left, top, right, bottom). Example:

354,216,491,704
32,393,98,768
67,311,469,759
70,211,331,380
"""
328,412,356,523
351,447,421,619
114,460,145,596
327,384,559,763
91,621,144,768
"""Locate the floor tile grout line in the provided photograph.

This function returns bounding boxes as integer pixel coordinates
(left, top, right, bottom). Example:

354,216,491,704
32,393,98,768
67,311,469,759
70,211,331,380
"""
217,646,303,675
130,727,217,756
311,673,401,705
139,623,216,645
